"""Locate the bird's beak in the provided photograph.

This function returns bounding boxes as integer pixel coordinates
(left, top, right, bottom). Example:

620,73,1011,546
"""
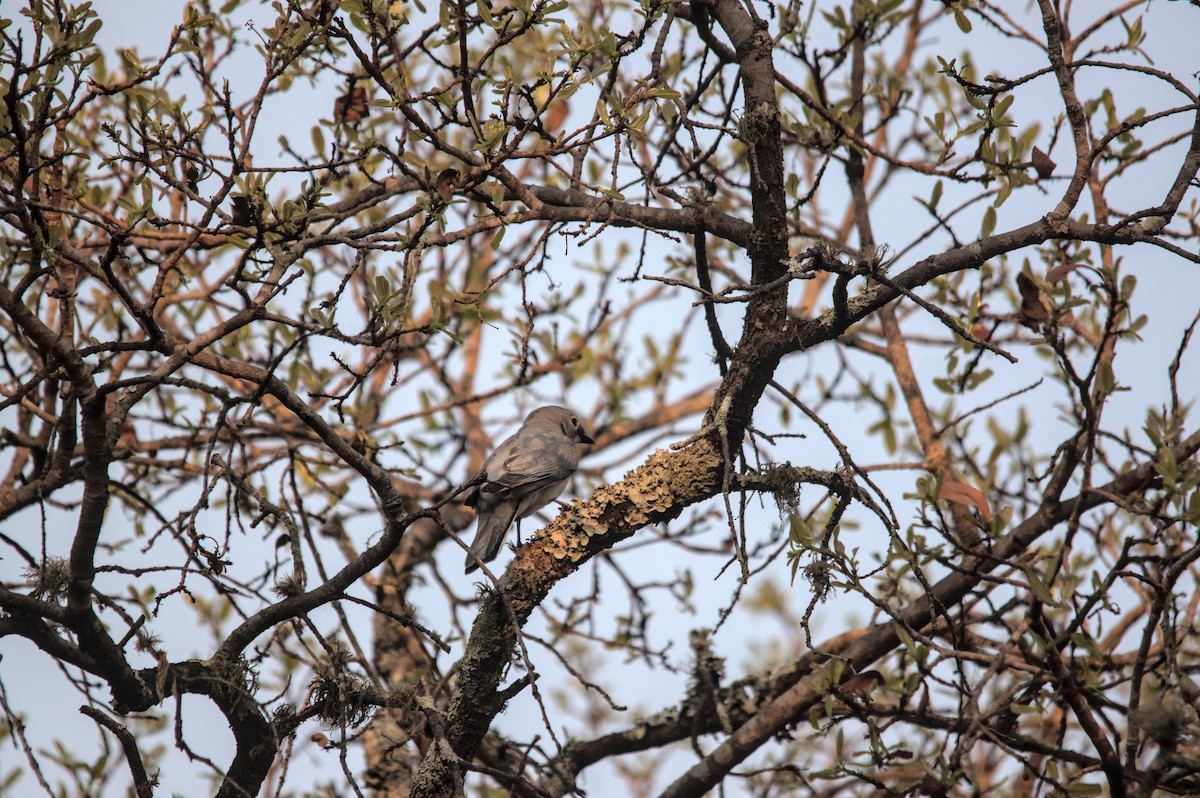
579,429,595,445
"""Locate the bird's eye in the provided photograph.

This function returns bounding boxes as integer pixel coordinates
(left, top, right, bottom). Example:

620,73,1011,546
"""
570,417,578,427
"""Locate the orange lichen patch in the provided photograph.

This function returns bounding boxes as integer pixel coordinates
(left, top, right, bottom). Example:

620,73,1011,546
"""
534,440,722,568
541,500,598,565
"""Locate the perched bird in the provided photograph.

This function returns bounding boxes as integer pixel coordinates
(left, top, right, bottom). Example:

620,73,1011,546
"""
464,406,594,574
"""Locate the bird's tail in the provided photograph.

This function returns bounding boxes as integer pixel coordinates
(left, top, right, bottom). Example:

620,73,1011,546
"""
464,503,516,574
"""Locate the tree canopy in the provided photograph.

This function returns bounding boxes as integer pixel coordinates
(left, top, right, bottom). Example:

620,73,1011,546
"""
2,0,1200,796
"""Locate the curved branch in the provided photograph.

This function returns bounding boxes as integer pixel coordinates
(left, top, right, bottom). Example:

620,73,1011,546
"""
80,706,154,798
151,659,277,798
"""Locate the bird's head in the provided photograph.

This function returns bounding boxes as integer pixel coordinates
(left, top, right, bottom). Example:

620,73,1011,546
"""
529,405,595,445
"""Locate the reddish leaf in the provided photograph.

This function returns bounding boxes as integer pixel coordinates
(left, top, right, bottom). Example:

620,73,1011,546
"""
546,98,570,132
1045,261,1079,284
938,477,993,523
334,85,369,125
840,670,884,697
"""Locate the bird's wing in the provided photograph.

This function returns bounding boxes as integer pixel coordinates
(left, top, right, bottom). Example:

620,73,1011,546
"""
481,432,576,495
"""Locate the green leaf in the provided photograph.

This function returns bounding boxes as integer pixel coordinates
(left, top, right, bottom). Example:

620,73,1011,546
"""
995,179,1012,208
954,7,972,33
1021,564,1059,607
981,206,996,238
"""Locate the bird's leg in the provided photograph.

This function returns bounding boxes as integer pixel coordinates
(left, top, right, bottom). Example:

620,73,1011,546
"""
515,519,523,546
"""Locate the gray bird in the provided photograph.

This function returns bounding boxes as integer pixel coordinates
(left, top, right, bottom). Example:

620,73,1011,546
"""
464,406,594,573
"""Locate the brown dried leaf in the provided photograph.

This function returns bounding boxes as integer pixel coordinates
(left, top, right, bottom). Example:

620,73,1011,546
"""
183,162,200,192
435,168,460,201
1016,272,1049,331
206,550,230,575
937,477,993,523
334,85,369,125
230,195,255,226
916,774,949,798
1031,146,1056,179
